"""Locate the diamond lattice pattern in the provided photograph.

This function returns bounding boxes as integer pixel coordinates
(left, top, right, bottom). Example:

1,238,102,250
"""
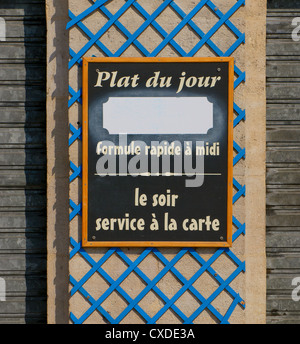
68,0,246,324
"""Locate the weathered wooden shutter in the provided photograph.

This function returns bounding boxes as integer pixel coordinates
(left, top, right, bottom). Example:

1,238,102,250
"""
267,0,300,324
0,0,46,323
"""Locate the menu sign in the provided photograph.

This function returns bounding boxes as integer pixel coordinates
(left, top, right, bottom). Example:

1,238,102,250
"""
82,57,234,247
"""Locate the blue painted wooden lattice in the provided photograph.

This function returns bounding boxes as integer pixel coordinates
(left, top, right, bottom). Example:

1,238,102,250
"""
68,0,246,324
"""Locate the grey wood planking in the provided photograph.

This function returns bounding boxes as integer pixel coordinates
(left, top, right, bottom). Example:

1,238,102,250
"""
0,8,44,16
0,317,45,324
266,315,300,324
267,192,300,206
0,170,45,187
0,149,46,166
0,212,46,230
0,0,46,5
267,61,300,78
267,210,300,227
268,1,300,9
0,65,45,82
0,297,47,314
0,1,47,324
267,232,300,247
267,16,300,36
0,233,46,252
0,254,46,272
0,190,46,209
267,295,300,322
3,20,46,41
0,128,45,145
0,275,46,298
267,84,300,101
267,252,300,270
0,43,46,61
267,128,300,141
267,273,300,289
0,107,45,125
268,296,300,313
267,169,300,184
0,133,45,146
267,104,300,121
266,9,300,324
267,39,300,56
267,149,300,164
0,85,46,103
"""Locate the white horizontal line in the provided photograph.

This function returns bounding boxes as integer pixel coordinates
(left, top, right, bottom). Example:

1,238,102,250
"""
94,172,221,176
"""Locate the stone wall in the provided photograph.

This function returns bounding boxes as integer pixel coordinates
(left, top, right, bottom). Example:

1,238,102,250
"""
46,0,267,324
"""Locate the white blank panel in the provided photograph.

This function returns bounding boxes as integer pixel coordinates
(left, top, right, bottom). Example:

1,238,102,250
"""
103,97,213,135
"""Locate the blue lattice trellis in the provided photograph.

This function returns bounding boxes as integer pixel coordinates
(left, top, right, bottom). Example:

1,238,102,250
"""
68,0,246,324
